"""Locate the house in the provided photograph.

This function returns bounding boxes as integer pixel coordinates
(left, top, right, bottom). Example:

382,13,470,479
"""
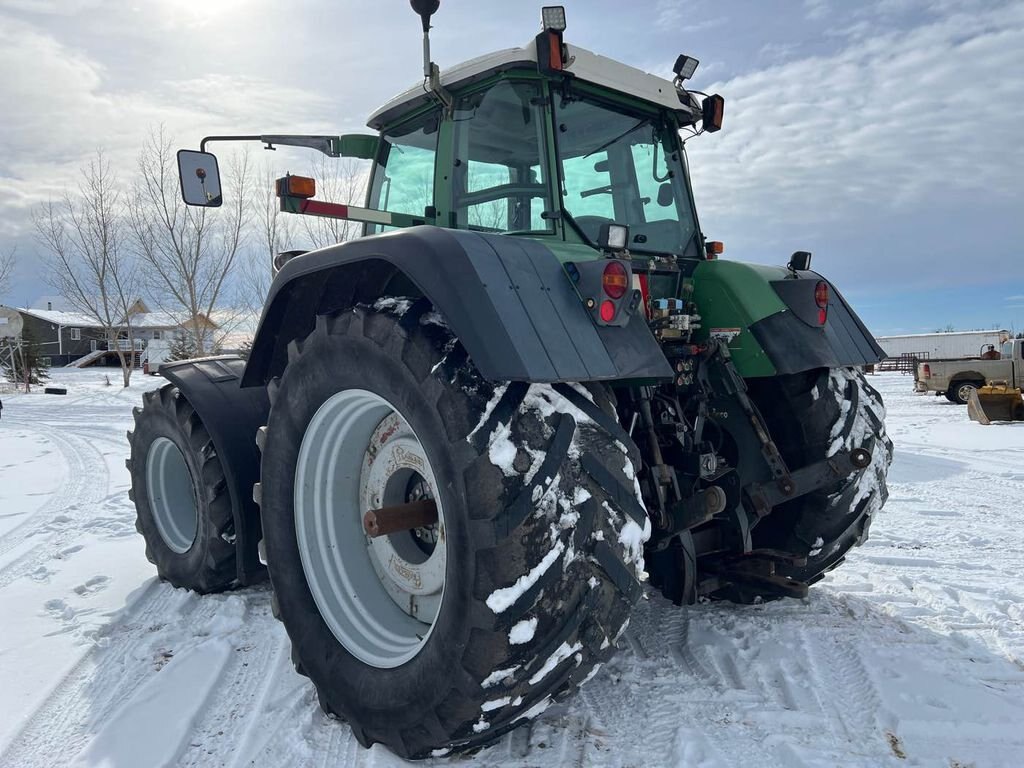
3,304,108,367
6,298,260,368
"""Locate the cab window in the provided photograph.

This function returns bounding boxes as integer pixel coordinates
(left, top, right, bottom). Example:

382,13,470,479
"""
451,80,553,233
556,96,699,257
367,113,439,232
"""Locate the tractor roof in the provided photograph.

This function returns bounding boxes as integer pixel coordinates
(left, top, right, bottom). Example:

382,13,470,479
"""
367,39,698,130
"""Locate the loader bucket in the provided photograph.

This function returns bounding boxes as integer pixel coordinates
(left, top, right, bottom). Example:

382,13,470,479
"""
967,383,1024,425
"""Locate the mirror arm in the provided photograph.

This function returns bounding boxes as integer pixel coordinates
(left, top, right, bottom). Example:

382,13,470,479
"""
199,134,341,157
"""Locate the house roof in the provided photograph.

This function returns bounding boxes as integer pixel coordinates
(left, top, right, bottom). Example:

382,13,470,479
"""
16,307,102,327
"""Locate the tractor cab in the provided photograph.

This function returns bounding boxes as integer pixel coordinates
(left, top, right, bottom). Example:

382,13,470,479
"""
177,5,724,268
364,54,711,262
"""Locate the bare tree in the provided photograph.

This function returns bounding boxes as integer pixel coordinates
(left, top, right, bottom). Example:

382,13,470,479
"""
298,154,368,248
128,126,251,356
0,245,15,297
236,155,369,332
33,151,139,387
239,163,294,315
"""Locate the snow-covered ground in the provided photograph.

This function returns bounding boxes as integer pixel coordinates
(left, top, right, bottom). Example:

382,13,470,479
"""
1,370,1022,767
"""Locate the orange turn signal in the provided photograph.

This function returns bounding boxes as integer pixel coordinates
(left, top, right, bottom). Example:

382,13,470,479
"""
276,175,316,199
547,30,563,70
706,240,724,259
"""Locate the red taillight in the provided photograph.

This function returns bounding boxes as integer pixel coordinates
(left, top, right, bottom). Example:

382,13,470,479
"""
602,261,629,299
814,281,829,325
923,364,931,378
814,281,829,308
599,300,616,323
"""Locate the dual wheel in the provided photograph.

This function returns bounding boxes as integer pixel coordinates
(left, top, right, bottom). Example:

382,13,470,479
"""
129,302,647,758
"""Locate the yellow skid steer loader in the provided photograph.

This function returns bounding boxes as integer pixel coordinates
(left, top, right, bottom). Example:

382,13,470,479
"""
967,382,1024,424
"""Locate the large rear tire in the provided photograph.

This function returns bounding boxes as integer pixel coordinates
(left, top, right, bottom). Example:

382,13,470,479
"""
746,367,893,588
127,385,237,593
256,302,648,759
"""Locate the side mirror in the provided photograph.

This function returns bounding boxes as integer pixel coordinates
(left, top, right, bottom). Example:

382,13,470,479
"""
177,150,223,207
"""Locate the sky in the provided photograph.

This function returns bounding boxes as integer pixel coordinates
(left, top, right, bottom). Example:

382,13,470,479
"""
0,0,1022,335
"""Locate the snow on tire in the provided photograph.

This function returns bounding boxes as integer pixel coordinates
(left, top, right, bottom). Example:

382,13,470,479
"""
745,366,894,589
256,300,648,759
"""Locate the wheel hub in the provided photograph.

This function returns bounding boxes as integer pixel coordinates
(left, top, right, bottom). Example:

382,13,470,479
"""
145,437,198,554
361,413,446,621
294,389,447,669
958,383,977,403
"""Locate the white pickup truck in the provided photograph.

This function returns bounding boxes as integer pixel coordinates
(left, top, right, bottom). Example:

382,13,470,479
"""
915,338,1023,403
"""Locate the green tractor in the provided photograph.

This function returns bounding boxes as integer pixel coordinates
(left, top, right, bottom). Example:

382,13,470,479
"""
127,2,892,759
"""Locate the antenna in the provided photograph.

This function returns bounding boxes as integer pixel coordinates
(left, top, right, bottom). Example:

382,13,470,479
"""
409,0,452,111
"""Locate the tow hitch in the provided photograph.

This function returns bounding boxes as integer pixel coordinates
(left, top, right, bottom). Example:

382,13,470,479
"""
745,446,872,517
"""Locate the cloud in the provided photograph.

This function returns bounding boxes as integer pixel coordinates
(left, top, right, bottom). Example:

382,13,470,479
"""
0,12,338,240
686,1,1024,285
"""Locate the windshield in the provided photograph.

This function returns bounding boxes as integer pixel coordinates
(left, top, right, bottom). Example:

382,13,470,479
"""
555,96,700,257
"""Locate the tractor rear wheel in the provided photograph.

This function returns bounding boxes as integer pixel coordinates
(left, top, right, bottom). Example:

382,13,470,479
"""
127,385,237,593
256,301,647,759
744,367,893,591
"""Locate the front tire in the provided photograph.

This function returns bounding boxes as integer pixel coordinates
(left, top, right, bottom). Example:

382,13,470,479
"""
127,385,237,593
257,302,648,759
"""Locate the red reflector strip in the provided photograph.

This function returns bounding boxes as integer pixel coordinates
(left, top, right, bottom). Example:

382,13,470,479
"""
300,199,348,218
637,273,650,317
818,307,827,325
297,200,393,225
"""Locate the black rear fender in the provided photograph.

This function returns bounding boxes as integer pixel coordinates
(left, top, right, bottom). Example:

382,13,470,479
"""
242,226,672,387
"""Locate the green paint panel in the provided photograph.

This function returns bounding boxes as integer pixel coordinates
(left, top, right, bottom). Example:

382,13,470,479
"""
332,134,379,160
691,260,790,378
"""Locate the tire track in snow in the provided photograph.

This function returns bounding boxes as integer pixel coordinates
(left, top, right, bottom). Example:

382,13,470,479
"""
177,590,297,768
0,420,96,555
802,625,888,757
0,423,112,589
0,583,218,768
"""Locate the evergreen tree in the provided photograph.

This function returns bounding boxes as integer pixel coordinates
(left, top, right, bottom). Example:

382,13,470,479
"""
167,331,197,362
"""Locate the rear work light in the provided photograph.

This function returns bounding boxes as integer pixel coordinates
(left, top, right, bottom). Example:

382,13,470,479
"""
602,260,629,299
814,280,829,325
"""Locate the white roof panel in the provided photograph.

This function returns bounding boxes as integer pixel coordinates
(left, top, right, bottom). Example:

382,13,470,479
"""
367,40,698,129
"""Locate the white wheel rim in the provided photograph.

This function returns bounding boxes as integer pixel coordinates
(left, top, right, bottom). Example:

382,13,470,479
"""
146,437,198,554
294,389,447,668
958,384,976,402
